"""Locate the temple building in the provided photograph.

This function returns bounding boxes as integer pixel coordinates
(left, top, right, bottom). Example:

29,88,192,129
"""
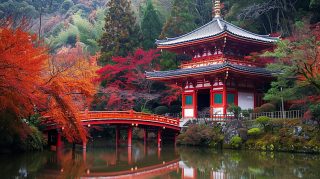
146,0,279,119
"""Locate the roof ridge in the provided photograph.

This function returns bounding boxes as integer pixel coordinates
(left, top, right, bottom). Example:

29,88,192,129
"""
156,18,221,44
220,19,279,40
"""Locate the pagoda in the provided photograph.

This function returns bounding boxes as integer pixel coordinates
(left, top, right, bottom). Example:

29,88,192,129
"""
146,0,278,119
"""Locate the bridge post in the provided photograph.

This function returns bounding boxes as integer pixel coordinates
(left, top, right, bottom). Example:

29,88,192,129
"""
127,126,132,147
115,126,120,147
83,141,87,151
157,128,162,148
56,131,62,148
128,146,132,164
143,128,148,146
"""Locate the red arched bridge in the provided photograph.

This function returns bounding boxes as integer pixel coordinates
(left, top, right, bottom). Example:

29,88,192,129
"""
43,110,180,149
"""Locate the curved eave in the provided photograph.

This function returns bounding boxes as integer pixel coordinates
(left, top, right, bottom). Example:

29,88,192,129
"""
157,31,278,50
146,65,276,81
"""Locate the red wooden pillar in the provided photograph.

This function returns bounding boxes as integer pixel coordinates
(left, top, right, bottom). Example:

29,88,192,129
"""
83,149,87,162
144,128,148,145
157,146,161,160
56,132,62,148
193,90,198,118
182,90,185,118
210,87,214,118
128,146,132,164
82,141,87,150
157,128,162,148
115,126,120,147
223,81,227,115
143,128,148,156
127,126,132,147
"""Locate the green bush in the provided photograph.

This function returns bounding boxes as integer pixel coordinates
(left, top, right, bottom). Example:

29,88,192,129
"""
256,116,271,130
310,104,320,126
241,109,253,118
248,128,261,137
259,103,276,112
227,104,241,119
230,135,242,149
154,106,169,115
23,126,47,151
177,125,223,146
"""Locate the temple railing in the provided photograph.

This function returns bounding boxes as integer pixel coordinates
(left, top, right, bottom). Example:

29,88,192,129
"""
79,110,180,127
180,54,265,69
249,110,303,120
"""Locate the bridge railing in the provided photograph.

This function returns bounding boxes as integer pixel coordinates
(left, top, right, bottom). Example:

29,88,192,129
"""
80,110,180,127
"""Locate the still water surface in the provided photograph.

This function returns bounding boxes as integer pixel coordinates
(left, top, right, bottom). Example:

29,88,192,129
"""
0,142,320,179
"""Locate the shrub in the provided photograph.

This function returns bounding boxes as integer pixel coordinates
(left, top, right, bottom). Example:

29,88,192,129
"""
248,128,261,137
253,107,261,113
23,126,47,151
310,104,320,126
241,109,253,118
177,125,223,146
256,116,271,130
230,135,242,149
154,106,169,115
227,104,242,119
269,118,286,132
259,103,276,112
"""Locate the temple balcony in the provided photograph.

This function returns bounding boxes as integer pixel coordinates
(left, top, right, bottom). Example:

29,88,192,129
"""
180,54,267,69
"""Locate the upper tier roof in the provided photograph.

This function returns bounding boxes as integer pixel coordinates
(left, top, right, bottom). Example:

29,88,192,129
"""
156,18,279,47
146,62,276,80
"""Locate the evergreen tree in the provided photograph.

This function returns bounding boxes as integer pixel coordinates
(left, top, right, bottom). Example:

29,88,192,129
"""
141,0,162,50
160,0,199,38
98,0,141,65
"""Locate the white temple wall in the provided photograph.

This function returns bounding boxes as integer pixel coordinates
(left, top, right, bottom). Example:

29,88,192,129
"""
238,92,254,110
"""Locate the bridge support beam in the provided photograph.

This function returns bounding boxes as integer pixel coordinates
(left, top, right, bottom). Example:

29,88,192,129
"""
157,128,162,148
115,126,120,147
128,146,132,164
56,131,62,148
83,141,87,151
144,128,148,146
127,126,132,147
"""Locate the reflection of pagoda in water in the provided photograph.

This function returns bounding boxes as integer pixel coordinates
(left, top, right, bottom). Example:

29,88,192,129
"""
146,0,278,119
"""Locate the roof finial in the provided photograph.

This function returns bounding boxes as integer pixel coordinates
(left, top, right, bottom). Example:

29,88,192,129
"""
213,0,221,18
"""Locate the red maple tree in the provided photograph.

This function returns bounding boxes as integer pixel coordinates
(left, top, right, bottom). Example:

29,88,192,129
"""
97,48,180,111
0,20,98,143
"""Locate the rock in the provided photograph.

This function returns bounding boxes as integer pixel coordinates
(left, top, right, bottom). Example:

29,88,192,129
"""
222,120,244,143
238,128,248,141
293,126,303,136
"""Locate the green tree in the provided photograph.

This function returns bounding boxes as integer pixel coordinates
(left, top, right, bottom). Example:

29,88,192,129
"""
160,0,199,38
47,10,105,55
98,0,141,65
141,0,162,50
264,21,320,106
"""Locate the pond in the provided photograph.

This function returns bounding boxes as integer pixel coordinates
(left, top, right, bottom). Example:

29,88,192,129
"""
0,142,319,179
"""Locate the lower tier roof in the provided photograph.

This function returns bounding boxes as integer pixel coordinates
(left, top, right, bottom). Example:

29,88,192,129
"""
146,63,275,80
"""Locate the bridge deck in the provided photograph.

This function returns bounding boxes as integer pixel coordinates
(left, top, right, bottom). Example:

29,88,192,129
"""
43,110,180,131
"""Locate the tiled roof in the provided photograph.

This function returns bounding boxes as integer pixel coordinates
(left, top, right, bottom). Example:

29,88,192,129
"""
156,18,279,46
146,63,275,79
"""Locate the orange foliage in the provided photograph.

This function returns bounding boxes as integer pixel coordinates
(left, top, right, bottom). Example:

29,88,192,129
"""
0,21,98,143
41,42,98,142
0,25,47,116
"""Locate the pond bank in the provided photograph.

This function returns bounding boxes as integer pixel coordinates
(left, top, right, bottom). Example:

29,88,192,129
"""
177,118,320,154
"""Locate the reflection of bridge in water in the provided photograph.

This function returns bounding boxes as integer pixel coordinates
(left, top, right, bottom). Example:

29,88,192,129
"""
40,147,227,179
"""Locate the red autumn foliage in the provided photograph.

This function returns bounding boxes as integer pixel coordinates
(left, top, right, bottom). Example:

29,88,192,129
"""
0,20,98,143
0,22,47,116
40,42,98,142
97,48,180,110
97,48,160,110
